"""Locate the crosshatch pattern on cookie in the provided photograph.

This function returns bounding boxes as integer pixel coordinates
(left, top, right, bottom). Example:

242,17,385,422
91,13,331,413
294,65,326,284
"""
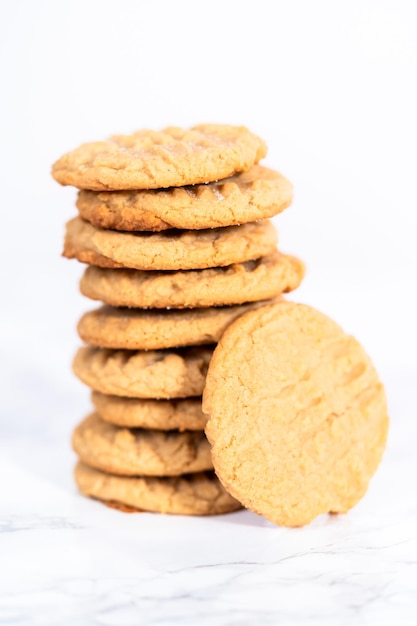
75,165,293,231
79,251,305,309
52,124,267,190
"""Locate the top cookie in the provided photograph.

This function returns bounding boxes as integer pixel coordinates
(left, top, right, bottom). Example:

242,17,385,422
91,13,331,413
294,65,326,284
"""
76,165,293,231
203,302,389,527
51,124,267,191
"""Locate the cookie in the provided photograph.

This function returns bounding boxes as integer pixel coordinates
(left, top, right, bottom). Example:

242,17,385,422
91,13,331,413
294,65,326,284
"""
72,413,212,476
76,165,293,231
80,250,305,309
203,302,389,527
78,300,281,350
51,124,267,190
72,345,213,398
74,462,241,515
102,500,140,513
63,216,278,271
92,392,207,431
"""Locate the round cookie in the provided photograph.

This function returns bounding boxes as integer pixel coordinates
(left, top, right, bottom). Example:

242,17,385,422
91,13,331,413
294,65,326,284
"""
72,413,212,476
76,165,293,231
74,462,241,516
78,300,280,350
51,124,267,190
203,302,389,527
73,345,213,399
92,392,207,431
80,250,305,309
63,217,278,271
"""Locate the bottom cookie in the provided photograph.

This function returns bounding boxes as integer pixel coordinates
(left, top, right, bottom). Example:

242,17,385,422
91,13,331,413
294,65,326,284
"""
74,462,241,516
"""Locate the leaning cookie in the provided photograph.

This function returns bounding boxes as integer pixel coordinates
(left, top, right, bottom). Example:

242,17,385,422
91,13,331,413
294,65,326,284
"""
203,302,389,527
52,124,267,190
80,251,304,309
73,345,213,398
63,217,278,271
92,393,207,431
76,165,292,231
78,300,281,350
74,462,242,515
72,413,212,476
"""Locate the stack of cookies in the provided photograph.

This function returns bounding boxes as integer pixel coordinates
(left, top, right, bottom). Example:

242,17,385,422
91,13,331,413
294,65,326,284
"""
52,124,305,516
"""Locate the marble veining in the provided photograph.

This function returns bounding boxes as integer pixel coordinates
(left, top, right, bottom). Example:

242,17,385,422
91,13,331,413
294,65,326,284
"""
1,374,416,625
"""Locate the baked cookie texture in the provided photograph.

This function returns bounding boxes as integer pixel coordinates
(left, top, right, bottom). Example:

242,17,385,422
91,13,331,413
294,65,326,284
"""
80,251,305,309
92,392,207,431
74,462,242,515
203,302,389,527
78,300,280,350
50,122,367,522
73,345,213,399
51,124,267,190
63,216,278,271
76,165,293,231
72,413,212,476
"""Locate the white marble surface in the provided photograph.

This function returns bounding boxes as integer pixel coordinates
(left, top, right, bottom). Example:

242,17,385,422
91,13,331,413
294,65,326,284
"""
1,370,416,626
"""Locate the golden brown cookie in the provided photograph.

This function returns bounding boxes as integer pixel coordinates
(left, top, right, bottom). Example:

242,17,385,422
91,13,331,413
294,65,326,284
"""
92,392,207,431
80,251,305,309
72,413,212,476
78,300,280,350
74,462,241,515
73,345,212,399
203,302,389,527
51,124,267,190
76,165,292,231
63,217,278,271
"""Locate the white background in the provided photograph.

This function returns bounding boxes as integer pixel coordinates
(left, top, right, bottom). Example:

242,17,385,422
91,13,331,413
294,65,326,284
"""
1,2,417,623
1,0,416,424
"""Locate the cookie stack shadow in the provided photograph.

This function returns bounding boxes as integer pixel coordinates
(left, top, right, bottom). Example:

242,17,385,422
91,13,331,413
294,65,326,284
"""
54,125,305,516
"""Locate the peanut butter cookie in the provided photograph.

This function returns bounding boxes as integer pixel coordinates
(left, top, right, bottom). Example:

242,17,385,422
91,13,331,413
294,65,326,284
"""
76,165,292,231
80,250,304,309
73,345,212,398
74,462,241,515
63,217,277,271
72,413,212,476
92,392,207,431
52,124,267,190
78,300,280,350
203,302,389,527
